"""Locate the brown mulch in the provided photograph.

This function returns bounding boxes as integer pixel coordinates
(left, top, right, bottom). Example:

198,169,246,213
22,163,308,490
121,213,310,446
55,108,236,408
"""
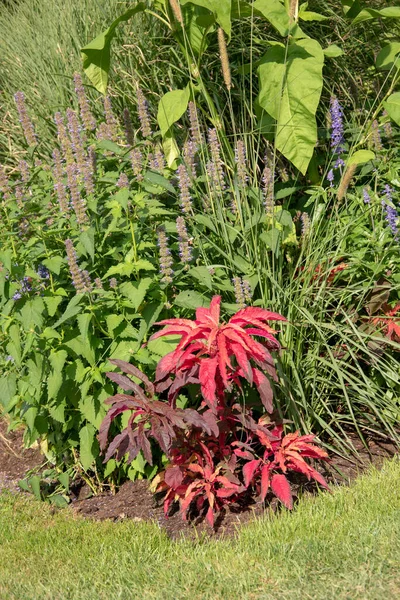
0,419,42,493
0,417,397,539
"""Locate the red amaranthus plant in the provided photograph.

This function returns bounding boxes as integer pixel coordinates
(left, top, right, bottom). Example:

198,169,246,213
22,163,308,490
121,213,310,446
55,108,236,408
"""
99,296,329,527
151,295,286,412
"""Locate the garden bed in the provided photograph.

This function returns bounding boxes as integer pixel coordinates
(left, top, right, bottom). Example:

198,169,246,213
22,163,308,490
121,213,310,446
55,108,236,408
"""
1,417,396,539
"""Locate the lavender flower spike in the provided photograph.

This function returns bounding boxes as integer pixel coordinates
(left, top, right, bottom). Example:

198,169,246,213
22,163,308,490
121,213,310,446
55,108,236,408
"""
52,149,69,214
177,163,193,214
329,97,345,156
73,72,96,131
157,227,174,284
14,92,37,146
66,162,88,227
235,140,248,186
136,87,152,138
65,239,87,293
104,96,118,141
176,216,193,264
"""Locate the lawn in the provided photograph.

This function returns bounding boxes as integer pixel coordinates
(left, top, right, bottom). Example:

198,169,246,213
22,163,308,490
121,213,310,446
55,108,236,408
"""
1,459,399,600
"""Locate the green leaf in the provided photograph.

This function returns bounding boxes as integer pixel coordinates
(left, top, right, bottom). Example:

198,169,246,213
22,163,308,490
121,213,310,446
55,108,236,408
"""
258,38,324,174
53,296,83,328
162,131,180,168
143,171,176,193
347,150,375,167
106,314,125,336
81,3,146,94
19,297,45,330
48,350,68,400
188,266,213,290
174,290,208,309
181,0,231,39
299,10,328,21
0,249,12,273
0,373,17,410
79,424,98,471
352,7,400,25
147,335,181,358
42,256,64,275
79,228,95,263
384,93,400,127
252,0,304,37
260,228,281,255
323,44,344,58
58,472,70,492
77,313,92,341
44,296,62,317
157,87,190,137
376,43,400,71
119,278,152,310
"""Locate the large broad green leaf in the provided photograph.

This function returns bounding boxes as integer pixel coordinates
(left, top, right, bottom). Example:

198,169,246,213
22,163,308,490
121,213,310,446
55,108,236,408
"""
53,295,83,328
81,3,146,94
257,38,324,174
157,87,191,137
352,7,400,25
47,350,68,400
174,289,209,309
347,150,375,167
384,92,400,127
119,278,152,311
19,297,45,330
79,424,98,471
181,0,231,38
376,43,400,71
252,0,304,37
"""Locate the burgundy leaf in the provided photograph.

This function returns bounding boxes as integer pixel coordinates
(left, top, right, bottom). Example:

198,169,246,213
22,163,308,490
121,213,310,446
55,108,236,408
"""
109,359,155,395
137,425,152,465
106,372,148,401
252,368,274,413
164,465,184,489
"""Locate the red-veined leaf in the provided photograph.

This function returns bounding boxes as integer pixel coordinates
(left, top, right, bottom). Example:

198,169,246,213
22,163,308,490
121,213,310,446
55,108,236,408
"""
230,307,286,324
206,505,215,527
229,341,253,383
217,332,232,389
199,356,218,406
271,473,293,509
243,459,261,487
260,464,271,501
156,350,179,380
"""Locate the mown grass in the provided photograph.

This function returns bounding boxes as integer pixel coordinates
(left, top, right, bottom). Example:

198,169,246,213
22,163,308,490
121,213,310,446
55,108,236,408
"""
1,459,399,600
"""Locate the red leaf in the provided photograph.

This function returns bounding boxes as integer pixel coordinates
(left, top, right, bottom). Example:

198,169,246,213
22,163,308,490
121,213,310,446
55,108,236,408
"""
271,474,293,509
230,307,286,324
252,368,274,413
260,464,271,501
156,351,178,381
199,356,218,405
149,325,194,341
164,466,184,489
217,332,232,389
308,467,330,490
206,505,215,527
229,341,253,383
243,459,261,487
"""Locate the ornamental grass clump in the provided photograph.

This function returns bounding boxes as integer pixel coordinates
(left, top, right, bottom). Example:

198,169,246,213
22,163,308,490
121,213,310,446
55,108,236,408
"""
100,297,329,526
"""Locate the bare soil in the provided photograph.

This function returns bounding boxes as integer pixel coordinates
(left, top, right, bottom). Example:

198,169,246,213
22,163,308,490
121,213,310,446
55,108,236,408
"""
0,417,397,539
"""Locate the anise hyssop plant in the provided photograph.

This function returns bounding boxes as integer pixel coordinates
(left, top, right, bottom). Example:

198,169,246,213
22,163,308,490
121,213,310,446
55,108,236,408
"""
99,297,329,526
